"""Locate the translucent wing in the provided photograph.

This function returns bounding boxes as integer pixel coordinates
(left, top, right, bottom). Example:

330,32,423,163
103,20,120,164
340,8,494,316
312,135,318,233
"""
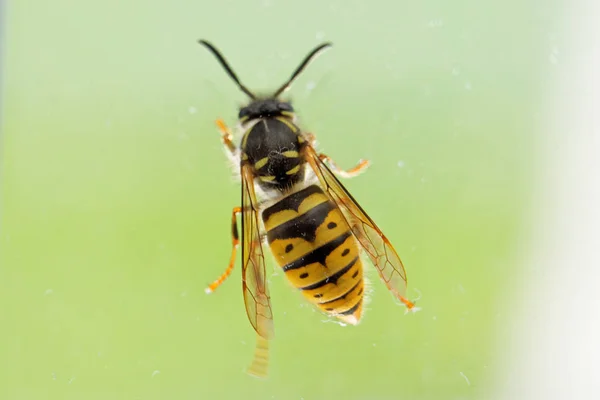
240,164,274,340
304,145,414,308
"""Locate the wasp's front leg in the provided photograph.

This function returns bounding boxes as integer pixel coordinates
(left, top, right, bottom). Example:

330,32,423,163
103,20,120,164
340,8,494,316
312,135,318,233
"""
216,118,238,157
205,206,241,294
303,132,317,146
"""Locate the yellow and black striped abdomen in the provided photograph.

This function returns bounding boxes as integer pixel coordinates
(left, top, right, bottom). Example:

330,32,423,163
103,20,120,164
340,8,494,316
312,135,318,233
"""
262,185,364,324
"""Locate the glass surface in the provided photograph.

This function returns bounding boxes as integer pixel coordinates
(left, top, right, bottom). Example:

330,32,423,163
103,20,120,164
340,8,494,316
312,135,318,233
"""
1,1,566,399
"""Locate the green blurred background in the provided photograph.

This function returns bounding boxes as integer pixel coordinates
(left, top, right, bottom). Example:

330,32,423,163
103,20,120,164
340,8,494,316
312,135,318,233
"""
1,1,562,399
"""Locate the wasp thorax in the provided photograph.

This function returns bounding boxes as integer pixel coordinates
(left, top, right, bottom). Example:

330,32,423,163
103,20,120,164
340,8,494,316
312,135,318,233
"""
239,99,294,121
242,116,305,190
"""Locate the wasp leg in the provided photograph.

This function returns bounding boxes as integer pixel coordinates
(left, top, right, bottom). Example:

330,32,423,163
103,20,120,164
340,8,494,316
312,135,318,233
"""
318,153,370,179
246,333,270,379
216,118,238,156
304,132,317,146
205,206,241,294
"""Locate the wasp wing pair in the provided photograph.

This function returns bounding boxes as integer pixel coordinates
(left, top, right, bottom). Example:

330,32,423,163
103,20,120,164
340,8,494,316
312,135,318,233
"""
238,142,415,376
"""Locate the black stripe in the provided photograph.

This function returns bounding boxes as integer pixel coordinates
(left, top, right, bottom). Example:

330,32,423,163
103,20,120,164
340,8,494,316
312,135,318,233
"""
339,299,362,316
261,185,323,222
282,231,352,272
319,280,361,305
299,255,359,291
266,201,335,243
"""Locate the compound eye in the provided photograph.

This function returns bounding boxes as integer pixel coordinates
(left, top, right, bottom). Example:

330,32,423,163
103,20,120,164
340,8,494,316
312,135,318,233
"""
238,107,250,119
278,102,293,112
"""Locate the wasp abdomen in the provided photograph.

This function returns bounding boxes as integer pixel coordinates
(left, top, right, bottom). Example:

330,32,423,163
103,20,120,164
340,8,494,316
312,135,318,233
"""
262,185,364,324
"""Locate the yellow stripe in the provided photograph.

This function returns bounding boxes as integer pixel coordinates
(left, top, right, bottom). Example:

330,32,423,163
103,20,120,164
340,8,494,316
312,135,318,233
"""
263,192,329,231
241,131,249,150
254,157,269,169
268,207,351,265
317,281,363,311
264,210,298,232
282,150,299,158
285,234,357,288
286,165,300,175
275,116,298,132
300,258,363,303
297,192,329,214
259,175,276,182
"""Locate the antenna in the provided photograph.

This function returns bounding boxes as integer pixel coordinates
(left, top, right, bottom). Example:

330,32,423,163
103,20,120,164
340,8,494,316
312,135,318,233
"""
272,42,332,98
198,39,256,100
198,40,333,100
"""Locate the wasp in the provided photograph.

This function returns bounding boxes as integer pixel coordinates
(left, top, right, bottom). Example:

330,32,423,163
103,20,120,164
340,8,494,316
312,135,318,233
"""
199,40,417,377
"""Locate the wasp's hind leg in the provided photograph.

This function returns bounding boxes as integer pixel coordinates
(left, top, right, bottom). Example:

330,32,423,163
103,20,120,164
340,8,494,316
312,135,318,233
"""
246,333,270,379
318,153,370,179
205,206,241,294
